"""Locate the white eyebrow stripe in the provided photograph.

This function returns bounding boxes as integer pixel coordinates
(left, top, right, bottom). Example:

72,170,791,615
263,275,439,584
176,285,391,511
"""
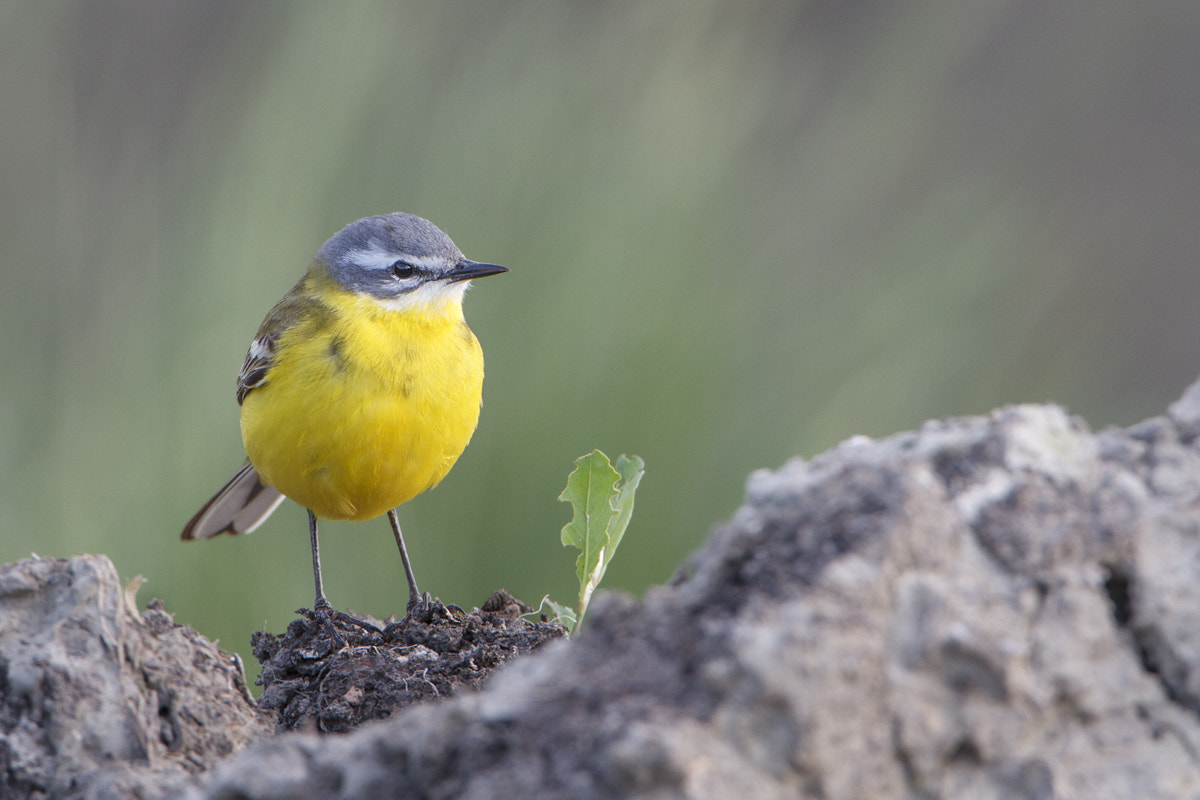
345,243,444,271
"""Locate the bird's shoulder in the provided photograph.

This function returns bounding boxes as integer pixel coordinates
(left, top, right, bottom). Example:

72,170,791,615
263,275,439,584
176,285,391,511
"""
236,274,337,405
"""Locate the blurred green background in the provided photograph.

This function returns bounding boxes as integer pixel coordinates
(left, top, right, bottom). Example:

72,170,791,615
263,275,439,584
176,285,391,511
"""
3,2,1199,681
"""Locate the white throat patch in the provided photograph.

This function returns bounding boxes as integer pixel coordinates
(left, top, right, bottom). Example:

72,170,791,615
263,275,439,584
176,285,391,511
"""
372,279,470,312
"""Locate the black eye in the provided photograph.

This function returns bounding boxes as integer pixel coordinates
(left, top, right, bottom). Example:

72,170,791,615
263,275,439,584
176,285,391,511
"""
390,261,417,280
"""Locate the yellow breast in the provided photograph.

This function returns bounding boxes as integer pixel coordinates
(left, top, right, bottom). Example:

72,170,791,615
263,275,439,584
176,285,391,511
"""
240,286,485,522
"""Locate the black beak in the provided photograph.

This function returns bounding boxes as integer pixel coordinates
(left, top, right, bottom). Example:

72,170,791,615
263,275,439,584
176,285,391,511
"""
446,260,508,283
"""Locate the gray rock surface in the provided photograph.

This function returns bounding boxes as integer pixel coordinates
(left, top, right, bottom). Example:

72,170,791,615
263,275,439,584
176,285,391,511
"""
0,555,271,799
11,386,1200,798
181,394,1200,799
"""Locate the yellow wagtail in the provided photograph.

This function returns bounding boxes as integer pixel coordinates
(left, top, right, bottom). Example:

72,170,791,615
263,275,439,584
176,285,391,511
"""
182,212,506,615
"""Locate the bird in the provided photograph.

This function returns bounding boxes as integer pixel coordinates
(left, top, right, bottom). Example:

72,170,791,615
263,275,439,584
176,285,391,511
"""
181,212,507,617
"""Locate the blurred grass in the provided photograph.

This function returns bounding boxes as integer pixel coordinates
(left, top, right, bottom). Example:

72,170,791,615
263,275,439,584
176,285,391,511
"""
3,1,1200,684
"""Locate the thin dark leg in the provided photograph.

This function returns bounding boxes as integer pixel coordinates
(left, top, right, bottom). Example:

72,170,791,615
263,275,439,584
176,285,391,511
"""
387,508,421,609
303,510,381,643
309,509,332,611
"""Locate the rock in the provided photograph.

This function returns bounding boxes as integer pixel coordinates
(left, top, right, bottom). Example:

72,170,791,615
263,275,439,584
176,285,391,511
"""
12,393,1200,799
0,554,271,800
173,400,1200,799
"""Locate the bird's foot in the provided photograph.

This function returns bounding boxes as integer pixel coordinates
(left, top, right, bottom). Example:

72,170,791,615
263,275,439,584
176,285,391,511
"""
381,592,460,634
302,599,382,649
304,599,347,650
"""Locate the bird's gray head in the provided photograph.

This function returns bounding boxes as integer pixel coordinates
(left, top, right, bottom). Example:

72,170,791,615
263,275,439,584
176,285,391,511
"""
317,213,506,305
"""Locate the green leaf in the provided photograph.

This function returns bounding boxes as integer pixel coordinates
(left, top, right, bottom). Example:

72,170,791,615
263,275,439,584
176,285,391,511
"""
558,450,645,630
559,450,620,589
607,454,644,561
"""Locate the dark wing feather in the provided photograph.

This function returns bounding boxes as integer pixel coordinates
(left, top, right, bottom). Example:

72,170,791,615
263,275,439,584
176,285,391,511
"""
236,332,279,405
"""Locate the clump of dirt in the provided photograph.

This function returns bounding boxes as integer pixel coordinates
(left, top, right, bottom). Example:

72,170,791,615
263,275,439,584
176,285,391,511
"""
251,590,567,732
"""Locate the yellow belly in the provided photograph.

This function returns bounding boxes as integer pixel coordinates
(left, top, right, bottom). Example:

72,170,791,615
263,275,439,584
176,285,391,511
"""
240,298,485,522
